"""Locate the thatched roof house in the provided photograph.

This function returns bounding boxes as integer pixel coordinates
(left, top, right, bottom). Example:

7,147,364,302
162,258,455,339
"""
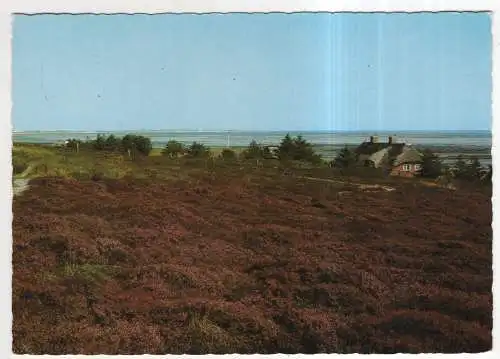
393,146,423,166
354,136,423,177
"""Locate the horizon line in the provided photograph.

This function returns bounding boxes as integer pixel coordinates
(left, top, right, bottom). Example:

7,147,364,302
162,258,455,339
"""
12,129,492,133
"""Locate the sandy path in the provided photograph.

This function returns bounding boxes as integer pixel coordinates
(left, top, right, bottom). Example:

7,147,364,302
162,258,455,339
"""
301,176,396,192
13,178,31,197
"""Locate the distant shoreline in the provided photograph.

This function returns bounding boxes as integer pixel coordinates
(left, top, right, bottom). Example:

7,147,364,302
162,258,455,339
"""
11,141,492,151
12,129,492,165
12,129,492,135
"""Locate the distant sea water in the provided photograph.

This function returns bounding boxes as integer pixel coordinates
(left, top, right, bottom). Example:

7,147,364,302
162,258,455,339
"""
12,130,492,164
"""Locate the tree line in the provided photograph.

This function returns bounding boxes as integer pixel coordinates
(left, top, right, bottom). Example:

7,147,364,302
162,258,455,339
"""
65,133,491,183
64,134,153,157
63,133,323,163
161,133,323,164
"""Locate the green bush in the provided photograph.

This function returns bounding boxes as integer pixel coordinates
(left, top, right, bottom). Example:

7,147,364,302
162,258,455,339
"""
186,142,210,158
332,146,357,169
242,140,264,159
453,155,483,181
467,157,483,181
122,134,153,156
262,146,276,159
87,133,152,156
219,148,237,161
276,134,322,164
91,134,106,151
162,140,185,158
12,157,29,175
104,134,122,151
276,133,294,161
420,149,443,178
92,133,124,151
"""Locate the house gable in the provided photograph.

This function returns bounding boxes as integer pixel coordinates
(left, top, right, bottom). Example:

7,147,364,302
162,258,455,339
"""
393,146,423,166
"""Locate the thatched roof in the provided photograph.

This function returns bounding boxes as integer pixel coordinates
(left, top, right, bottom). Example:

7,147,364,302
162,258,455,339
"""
355,141,405,157
355,142,389,155
387,143,405,158
368,147,390,168
393,146,423,166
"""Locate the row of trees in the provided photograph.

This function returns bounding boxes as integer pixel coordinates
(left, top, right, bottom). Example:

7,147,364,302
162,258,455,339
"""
65,134,153,156
272,134,322,164
162,141,211,159
450,155,492,182
65,133,324,162
65,133,490,182
161,133,323,164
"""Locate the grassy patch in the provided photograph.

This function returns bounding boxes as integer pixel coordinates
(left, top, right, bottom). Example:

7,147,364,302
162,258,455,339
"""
13,144,137,180
186,312,242,354
59,263,119,284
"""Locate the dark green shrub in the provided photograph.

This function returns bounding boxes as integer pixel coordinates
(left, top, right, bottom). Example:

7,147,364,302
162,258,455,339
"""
332,146,357,169
12,158,28,175
276,133,322,164
454,156,483,181
276,133,295,161
92,134,107,151
468,157,483,181
161,140,185,158
220,148,237,161
122,134,153,156
104,134,122,151
242,140,264,159
453,155,468,178
186,142,210,158
420,149,443,178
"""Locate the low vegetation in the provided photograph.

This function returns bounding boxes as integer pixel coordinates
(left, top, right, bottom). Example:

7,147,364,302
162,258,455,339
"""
65,133,153,156
276,134,323,164
19,132,489,185
331,146,357,169
12,133,492,354
241,140,266,160
219,148,237,161
185,141,211,158
420,149,443,178
161,140,185,158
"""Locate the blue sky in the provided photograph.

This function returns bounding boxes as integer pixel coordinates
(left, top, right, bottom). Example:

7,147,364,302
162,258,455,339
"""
12,13,491,132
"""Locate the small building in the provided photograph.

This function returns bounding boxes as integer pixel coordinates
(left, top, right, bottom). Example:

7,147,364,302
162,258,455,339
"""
354,135,423,177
